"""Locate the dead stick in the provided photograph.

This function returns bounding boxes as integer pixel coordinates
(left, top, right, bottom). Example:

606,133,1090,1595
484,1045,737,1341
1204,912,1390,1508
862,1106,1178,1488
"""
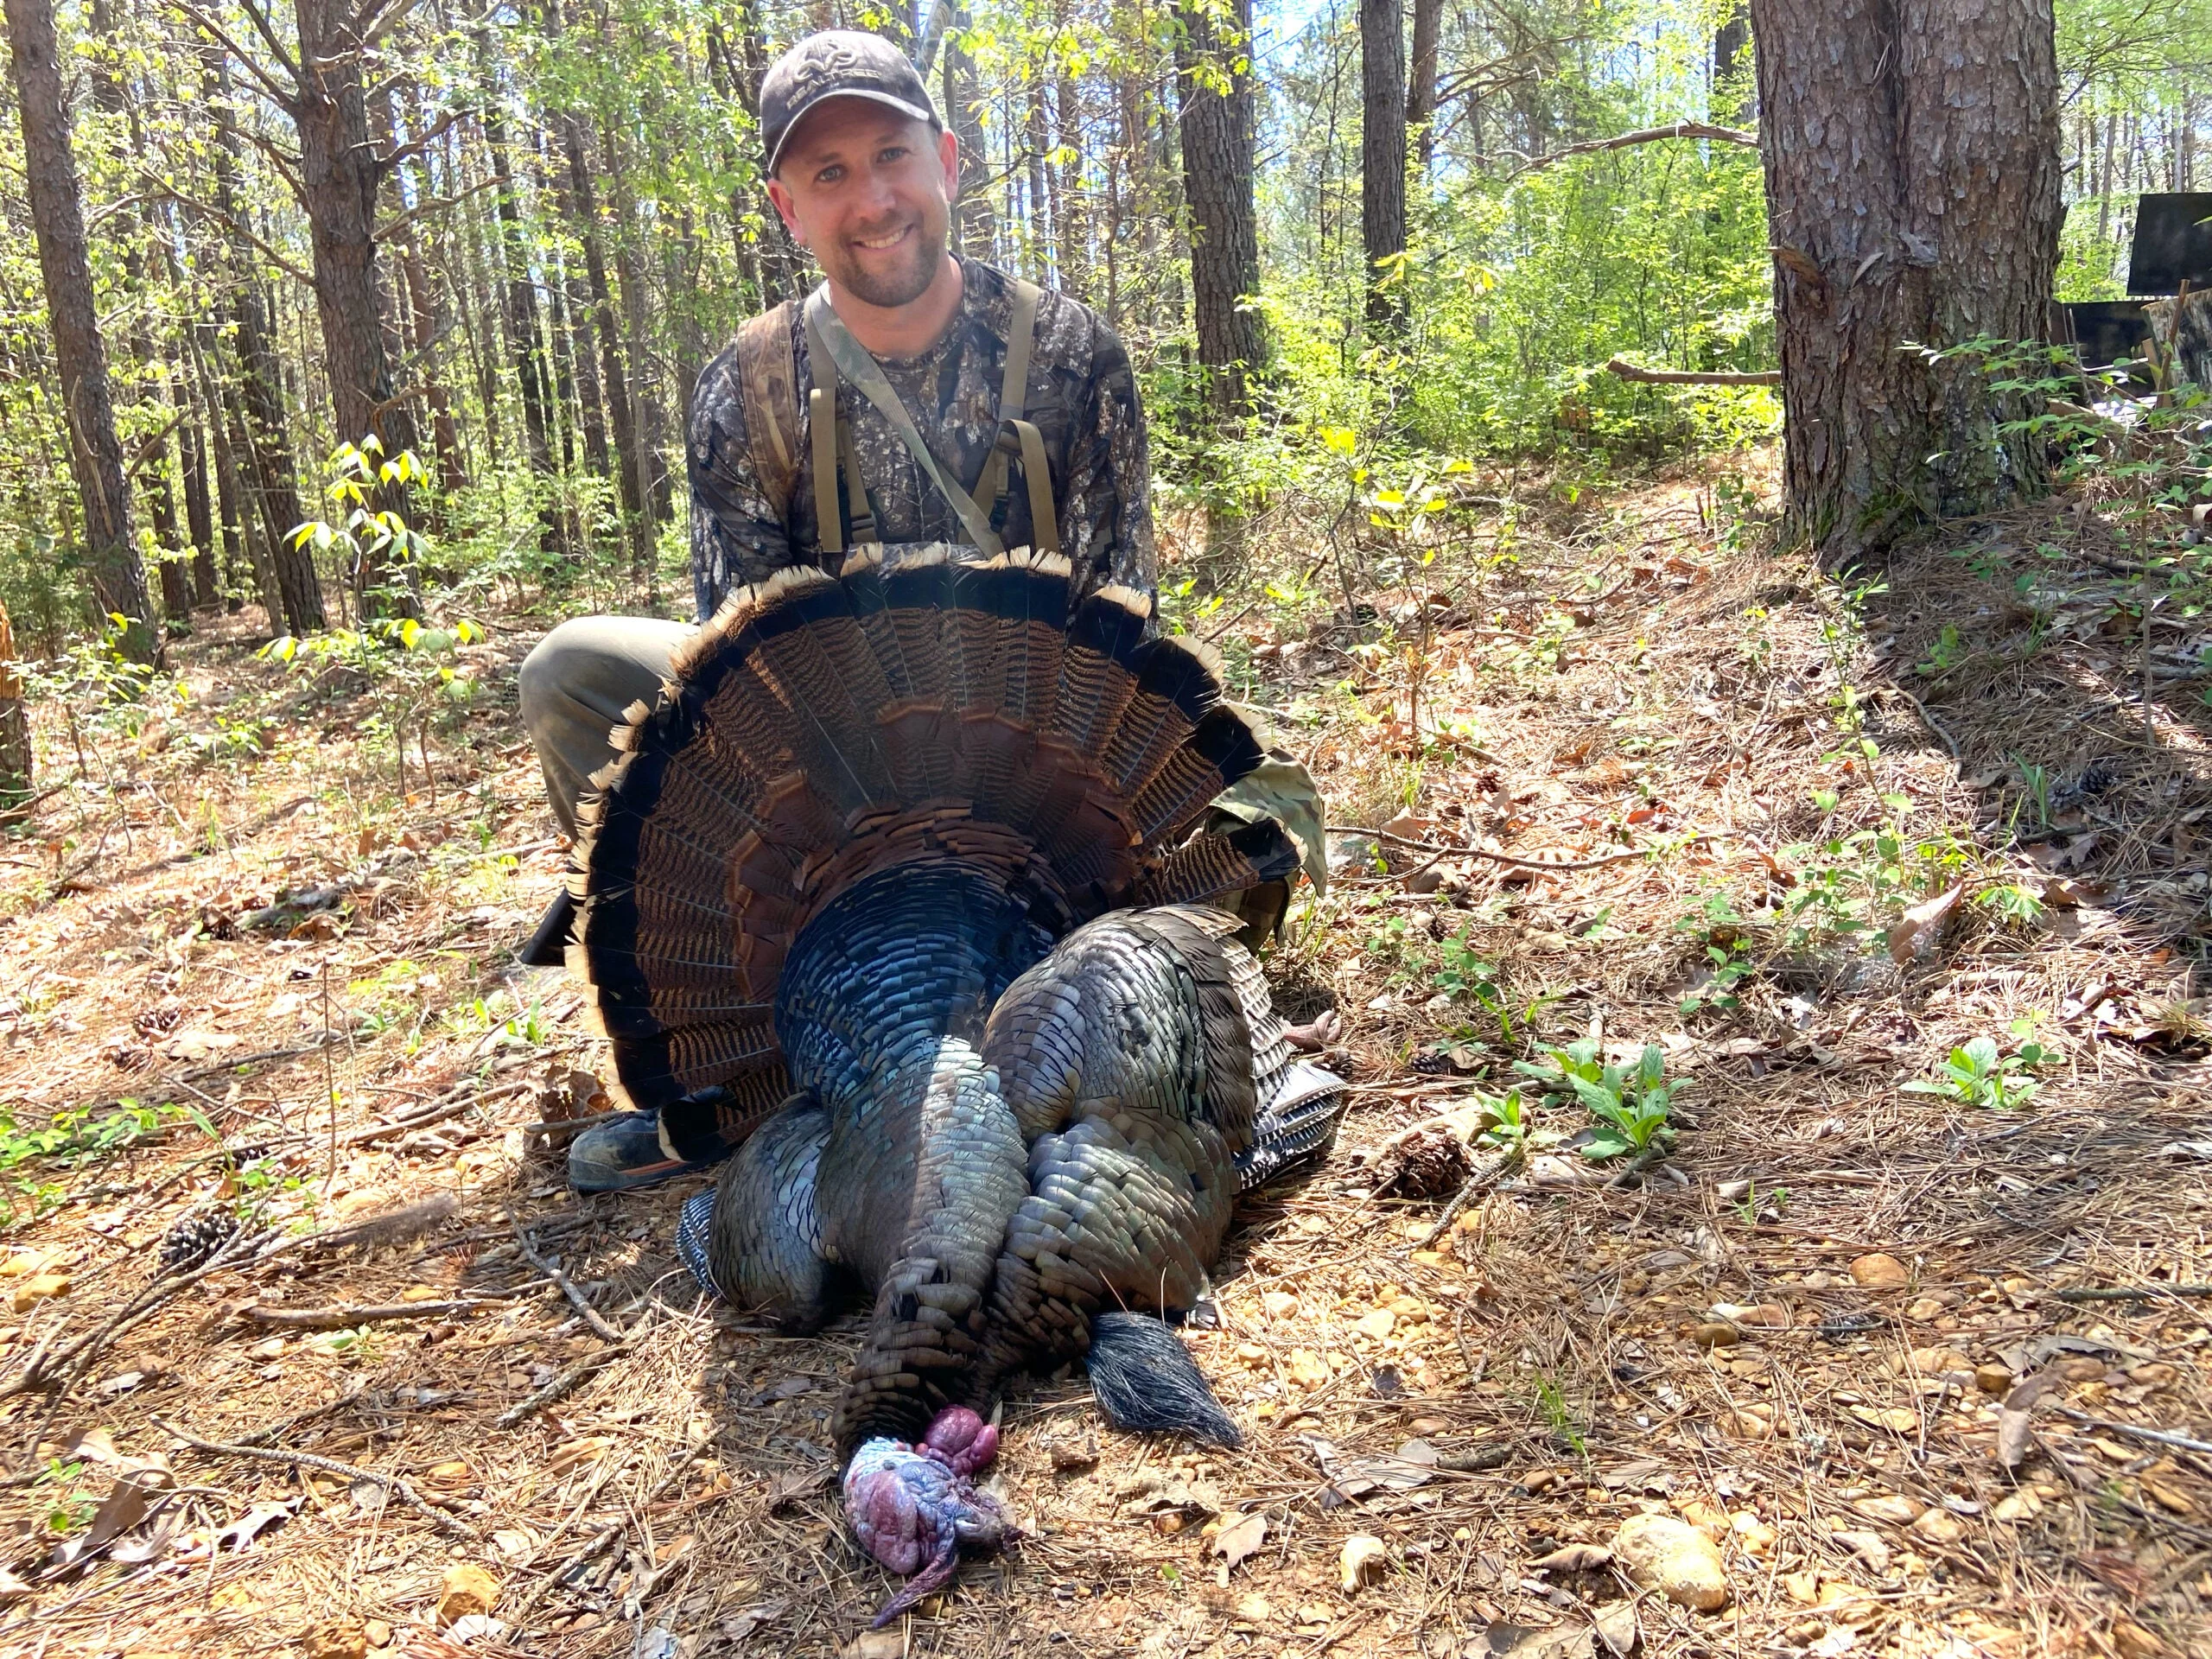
2052,1408,2212,1457
2050,1284,2212,1302
1332,825,1669,873
149,1415,473,1538
244,1294,524,1329
1602,1143,1671,1192
494,1346,622,1429
1419,1147,1525,1248
507,1443,706,1629
510,1209,627,1343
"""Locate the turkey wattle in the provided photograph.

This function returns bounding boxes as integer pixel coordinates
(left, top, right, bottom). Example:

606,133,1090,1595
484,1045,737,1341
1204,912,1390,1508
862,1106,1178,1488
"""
569,548,1344,1620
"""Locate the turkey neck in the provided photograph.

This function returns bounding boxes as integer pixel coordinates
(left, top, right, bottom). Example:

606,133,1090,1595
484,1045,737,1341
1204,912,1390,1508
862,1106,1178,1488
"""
774,861,1049,1450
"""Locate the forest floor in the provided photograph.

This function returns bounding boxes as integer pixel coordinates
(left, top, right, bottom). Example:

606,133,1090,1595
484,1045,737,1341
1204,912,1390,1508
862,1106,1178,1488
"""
0,448,2209,1659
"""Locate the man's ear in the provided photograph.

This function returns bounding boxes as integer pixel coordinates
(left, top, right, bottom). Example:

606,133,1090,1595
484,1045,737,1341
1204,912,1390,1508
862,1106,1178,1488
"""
937,125,959,204
766,176,806,245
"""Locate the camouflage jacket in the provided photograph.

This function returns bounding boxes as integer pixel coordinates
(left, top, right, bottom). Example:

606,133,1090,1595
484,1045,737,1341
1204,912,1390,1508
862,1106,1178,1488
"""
687,258,1158,620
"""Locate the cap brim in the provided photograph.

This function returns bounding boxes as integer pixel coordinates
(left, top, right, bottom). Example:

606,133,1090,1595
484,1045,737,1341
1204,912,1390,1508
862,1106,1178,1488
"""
768,89,938,175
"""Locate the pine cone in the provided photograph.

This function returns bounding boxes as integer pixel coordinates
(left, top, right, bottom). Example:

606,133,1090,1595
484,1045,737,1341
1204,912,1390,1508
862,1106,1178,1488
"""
1376,1124,1473,1201
158,1209,240,1274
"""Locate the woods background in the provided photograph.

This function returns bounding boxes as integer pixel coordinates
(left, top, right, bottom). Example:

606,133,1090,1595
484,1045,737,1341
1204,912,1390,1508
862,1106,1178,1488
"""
0,0,2209,659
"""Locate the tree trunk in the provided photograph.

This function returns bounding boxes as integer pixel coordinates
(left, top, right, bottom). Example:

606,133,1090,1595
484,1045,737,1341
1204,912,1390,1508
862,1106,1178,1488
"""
1055,54,1085,296
289,0,420,615
1751,0,2062,564
205,48,325,632
3,0,160,662
1360,0,1408,329
0,604,30,798
480,68,568,563
945,14,995,259
175,366,219,608
560,111,653,576
1174,0,1266,418
1407,0,1440,172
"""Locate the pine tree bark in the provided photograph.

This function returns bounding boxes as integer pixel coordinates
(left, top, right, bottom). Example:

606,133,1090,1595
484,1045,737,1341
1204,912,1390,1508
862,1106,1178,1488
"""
480,58,569,561
3,0,161,662
1407,0,1441,172
1360,0,1408,329
559,112,653,575
1750,0,2062,563
174,366,219,608
204,48,325,632
945,14,995,260
1174,0,1265,418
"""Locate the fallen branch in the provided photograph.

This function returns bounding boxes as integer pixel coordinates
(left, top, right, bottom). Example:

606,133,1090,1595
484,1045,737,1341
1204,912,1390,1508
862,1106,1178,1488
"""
494,1346,623,1428
2053,1407,2212,1458
1605,356,1782,387
149,1415,473,1538
2050,1283,2212,1303
510,1209,628,1344
507,1442,706,1630
1510,121,1757,179
243,1292,524,1329
1332,824,1663,873
1419,1146,1527,1248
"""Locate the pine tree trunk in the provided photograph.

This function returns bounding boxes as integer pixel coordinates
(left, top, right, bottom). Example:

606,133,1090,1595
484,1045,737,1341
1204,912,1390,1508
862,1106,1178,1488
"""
4,0,160,662
559,112,653,576
289,0,420,616
945,16,995,259
205,49,325,632
1174,0,1265,419
0,603,30,799
1750,0,2062,564
480,58,569,562
1360,0,1408,330
175,366,219,609
1407,0,1440,172
1055,57,1085,296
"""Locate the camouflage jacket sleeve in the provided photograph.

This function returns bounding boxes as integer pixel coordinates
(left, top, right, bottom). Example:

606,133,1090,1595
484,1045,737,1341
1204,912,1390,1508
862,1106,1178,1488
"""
687,341,796,621
1058,320,1158,602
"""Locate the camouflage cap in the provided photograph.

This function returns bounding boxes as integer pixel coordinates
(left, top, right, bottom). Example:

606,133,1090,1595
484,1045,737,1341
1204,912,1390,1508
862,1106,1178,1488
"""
760,30,940,176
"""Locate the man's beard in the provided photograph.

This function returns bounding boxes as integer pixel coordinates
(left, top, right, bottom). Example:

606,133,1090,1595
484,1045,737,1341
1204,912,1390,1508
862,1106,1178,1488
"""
825,209,948,310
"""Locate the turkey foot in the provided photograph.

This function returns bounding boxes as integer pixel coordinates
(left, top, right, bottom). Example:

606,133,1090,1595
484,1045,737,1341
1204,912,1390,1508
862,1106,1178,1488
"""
844,1407,1013,1626
1282,1008,1343,1052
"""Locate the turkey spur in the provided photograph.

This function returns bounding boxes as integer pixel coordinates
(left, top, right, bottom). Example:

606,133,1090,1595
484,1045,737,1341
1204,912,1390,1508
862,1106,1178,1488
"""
568,548,1345,1621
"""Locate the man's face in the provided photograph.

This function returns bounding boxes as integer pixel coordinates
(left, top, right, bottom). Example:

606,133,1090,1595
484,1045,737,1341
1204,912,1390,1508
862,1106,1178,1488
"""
768,102,959,309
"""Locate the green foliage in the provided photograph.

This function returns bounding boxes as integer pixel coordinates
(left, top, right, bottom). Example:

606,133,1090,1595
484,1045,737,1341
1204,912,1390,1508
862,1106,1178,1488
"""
1514,1039,1678,1163
1901,1035,2051,1110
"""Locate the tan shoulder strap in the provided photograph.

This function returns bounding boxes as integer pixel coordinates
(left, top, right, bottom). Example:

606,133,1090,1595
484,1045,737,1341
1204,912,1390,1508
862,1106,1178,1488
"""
976,279,1040,514
733,302,801,528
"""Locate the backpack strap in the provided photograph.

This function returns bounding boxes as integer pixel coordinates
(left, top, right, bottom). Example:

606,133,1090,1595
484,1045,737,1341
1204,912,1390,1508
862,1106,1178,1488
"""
975,279,1061,555
733,301,802,532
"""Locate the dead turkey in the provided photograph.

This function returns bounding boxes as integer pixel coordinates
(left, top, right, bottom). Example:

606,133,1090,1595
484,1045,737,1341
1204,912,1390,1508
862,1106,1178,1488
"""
568,546,1344,1620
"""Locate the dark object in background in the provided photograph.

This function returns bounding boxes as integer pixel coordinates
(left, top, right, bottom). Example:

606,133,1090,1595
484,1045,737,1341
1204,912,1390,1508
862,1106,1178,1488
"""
2053,300,2155,372
2126,193,2212,296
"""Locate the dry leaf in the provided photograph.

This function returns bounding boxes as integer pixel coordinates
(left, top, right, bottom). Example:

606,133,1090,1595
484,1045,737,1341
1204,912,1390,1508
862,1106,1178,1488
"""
1592,1599,1639,1657
720,1599,789,1642
215,1499,296,1553
766,1465,835,1512
1533,1543,1614,1572
1997,1375,2050,1470
436,1562,500,1626
1475,1624,1595,1659
1213,1511,1268,1572
1340,1535,1388,1592
1886,883,1964,964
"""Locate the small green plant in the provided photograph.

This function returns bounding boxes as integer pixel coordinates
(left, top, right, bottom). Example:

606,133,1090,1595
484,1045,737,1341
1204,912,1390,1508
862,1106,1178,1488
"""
2012,756,2054,831
1514,1039,1678,1162
1975,880,2046,927
1731,1180,1789,1224
1901,1035,2047,1110
1472,1086,1556,1154
1915,623,1967,677
1532,1373,1587,1454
